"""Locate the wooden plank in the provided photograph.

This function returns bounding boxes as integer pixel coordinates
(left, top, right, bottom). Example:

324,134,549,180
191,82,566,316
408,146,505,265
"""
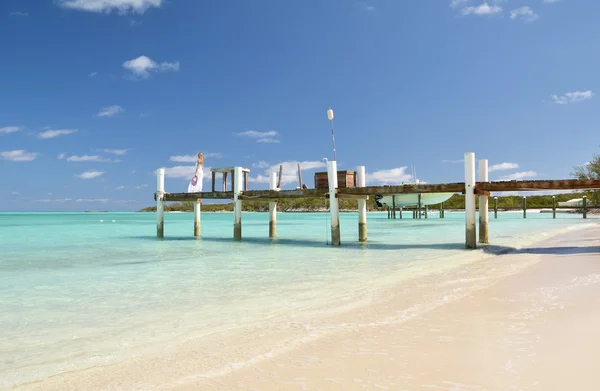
477,179,600,192
210,167,250,173
339,183,465,196
160,192,234,201
325,193,369,200
240,188,328,200
474,189,491,196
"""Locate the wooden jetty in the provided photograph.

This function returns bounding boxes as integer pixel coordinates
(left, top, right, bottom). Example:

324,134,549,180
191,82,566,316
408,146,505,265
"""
154,153,600,249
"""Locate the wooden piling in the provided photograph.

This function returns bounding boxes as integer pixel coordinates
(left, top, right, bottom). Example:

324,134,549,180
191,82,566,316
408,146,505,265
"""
357,166,367,242
464,152,477,249
552,196,556,219
297,163,303,189
399,206,403,219
327,160,341,246
583,195,587,219
424,205,428,219
269,171,277,238
223,172,228,192
277,164,283,189
392,195,396,219
494,197,498,219
233,167,243,240
478,159,489,244
194,199,201,237
418,193,422,219
244,171,249,191
156,168,165,238
440,202,444,219
211,172,216,192
523,196,527,219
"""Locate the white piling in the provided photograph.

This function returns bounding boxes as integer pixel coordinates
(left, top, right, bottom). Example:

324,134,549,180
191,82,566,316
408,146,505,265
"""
327,161,341,246
269,171,277,238
357,166,367,242
464,153,476,249
233,166,243,241
156,168,165,238
478,159,489,244
194,200,201,237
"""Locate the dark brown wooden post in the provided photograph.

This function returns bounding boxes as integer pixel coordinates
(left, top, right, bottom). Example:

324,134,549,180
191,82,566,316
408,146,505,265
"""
223,172,228,192
523,196,527,219
552,196,556,219
211,171,216,192
583,195,587,219
392,195,396,219
277,165,283,189
231,170,235,194
494,197,498,219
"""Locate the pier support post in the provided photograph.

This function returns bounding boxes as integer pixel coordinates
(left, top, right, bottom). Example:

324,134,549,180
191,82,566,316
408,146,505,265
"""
399,206,403,219
552,196,556,219
494,197,498,219
194,199,201,237
478,159,489,244
464,152,476,249
418,193,422,219
440,202,445,219
327,160,341,246
583,195,587,219
357,166,367,242
156,168,165,238
523,196,527,219
392,195,396,219
233,167,243,241
269,171,277,238
424,205,428,219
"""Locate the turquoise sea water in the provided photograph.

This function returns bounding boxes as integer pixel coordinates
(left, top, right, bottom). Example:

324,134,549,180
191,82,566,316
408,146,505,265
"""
0,211,598,389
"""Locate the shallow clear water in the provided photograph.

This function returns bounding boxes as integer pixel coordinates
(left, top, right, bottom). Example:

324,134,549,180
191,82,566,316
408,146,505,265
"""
0,211,597,388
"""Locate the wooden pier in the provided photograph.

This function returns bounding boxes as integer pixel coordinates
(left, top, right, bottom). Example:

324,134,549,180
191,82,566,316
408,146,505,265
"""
155,153,600,249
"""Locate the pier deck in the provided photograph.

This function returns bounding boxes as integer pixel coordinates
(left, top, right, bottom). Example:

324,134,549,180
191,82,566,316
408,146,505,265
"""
157,179,600,202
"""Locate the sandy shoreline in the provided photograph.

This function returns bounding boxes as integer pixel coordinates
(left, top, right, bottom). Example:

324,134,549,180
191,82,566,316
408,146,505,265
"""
12,224,600,391
173,225,600,391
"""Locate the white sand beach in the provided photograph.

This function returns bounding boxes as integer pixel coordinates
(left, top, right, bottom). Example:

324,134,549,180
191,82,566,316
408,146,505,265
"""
174,225,600,391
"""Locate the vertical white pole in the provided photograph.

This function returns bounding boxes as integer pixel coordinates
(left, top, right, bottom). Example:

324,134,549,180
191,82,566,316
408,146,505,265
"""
464,153,476,249
194,199,201,237
269,171,277,238
233,167,243,240
327,161,341,246
478,159,489,244
156,168,165,238
357,166,367,242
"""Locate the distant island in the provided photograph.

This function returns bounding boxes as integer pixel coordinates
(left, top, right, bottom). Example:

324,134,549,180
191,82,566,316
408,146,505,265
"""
139,192,595,213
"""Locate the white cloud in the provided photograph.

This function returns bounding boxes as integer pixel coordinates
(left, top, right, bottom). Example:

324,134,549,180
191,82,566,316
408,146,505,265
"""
510,7,539,22
249,160,326,186
115,199,137,204
135,184,149,189
488,162,519,172
0,126,21,134
58,153,67,160
1,150,39,162
116,186,125,190
169,152,222,162
461,3,502,16
542,0,561,3
57,0,162,14
88,71,98,77
441,159,464,164
123,55,180,78
366,167,413,185
100,148,129,155
450,0,469,9
76,171,104,179
10,11,29,16
35,198,72,203
253,161,270,169
96,105,124,117
551,90,594,104
38,129,78,139
66,155,119,163
499,171,538,180
237,130,280,144
75,198,109,203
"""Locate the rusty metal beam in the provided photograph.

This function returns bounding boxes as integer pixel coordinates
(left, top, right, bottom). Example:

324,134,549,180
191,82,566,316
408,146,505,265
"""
339,183,465,196
477,179,600,192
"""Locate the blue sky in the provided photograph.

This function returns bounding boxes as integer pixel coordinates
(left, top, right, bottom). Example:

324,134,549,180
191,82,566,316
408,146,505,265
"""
1,0,598,211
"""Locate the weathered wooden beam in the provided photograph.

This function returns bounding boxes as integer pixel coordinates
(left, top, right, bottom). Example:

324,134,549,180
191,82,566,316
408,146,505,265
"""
477,179,600,192
240,189,328,200
161,192,234,201
339,183,465,196
326,193,369,200
474,189,491,196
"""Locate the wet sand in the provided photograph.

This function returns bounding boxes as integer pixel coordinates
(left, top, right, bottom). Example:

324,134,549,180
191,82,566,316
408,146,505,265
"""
175,226,600,391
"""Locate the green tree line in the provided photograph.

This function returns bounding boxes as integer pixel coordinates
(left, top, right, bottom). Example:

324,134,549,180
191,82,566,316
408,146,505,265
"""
139,191,597,213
